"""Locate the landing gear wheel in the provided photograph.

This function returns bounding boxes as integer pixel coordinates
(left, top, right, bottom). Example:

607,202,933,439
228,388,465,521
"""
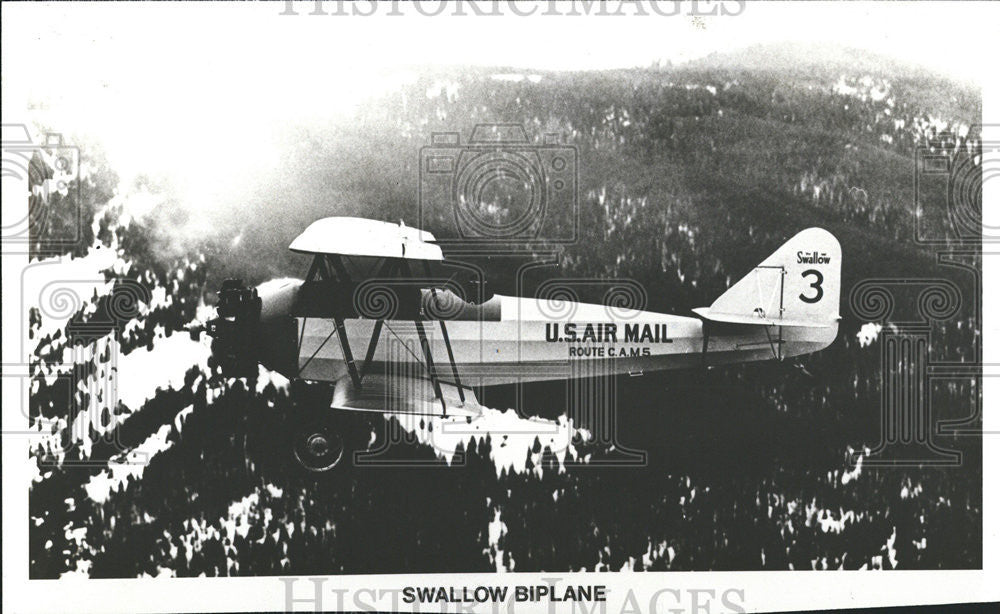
293,424,344,472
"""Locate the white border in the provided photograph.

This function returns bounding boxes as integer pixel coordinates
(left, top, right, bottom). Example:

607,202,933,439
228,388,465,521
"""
3,2,998,612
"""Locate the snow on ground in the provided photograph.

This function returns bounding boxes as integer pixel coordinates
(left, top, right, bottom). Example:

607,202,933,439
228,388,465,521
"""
172,483,295,576
255,364,291,395
833,75,891,103
485,506,510,572
856,322,883,347
804,497,860,535
84,406,194,504
60,333,210,460
840,446,869,485
22,244,124,343
114,333,210,410
392,408,590,477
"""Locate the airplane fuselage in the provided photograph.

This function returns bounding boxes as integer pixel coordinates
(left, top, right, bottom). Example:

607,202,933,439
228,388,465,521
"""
292,294,837,387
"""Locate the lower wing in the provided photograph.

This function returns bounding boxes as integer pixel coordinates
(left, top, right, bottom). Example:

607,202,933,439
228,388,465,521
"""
330,373,482,419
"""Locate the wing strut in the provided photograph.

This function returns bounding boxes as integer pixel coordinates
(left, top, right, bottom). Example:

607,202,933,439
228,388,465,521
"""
333,316,363,390
358,258,399,381
413,319,447,415
701,320,710,369
302,253,467,417
437,320,464,403
359,320,383,379
399,260,447,415
423,261,465,404
304,253,366,390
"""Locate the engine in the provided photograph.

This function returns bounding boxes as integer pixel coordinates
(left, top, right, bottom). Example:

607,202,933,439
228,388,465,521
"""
206,279,262,378
205,278,302,380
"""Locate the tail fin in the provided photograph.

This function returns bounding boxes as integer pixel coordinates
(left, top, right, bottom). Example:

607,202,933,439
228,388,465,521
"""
694,228,841,327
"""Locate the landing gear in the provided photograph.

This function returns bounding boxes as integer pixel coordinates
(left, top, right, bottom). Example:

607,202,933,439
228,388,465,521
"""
293,422,345,472
288,381,375,473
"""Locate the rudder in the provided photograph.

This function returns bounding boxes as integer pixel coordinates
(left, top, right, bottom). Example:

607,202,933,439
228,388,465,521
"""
699,228,841,327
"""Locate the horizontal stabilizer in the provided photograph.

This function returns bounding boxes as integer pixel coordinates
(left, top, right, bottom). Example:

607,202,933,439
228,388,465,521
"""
691,307,834,328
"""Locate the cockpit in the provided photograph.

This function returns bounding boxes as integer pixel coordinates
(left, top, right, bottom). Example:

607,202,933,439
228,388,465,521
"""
286,217,503,322
420,288,502,321
291,280,501,321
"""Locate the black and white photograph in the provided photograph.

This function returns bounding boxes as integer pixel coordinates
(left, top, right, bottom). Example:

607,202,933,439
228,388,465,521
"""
2,1,997,613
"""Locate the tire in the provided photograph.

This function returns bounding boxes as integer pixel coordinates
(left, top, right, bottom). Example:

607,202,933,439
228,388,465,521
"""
287,380,376,473
292,420,345,472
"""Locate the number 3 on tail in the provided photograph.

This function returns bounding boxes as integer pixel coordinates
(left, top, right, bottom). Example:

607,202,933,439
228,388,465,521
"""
800,269,824,303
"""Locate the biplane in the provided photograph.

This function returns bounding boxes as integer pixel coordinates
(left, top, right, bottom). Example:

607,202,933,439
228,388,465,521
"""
206,217,841,471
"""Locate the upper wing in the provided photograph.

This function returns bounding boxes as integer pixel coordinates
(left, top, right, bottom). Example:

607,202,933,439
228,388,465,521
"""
289,217,443,261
